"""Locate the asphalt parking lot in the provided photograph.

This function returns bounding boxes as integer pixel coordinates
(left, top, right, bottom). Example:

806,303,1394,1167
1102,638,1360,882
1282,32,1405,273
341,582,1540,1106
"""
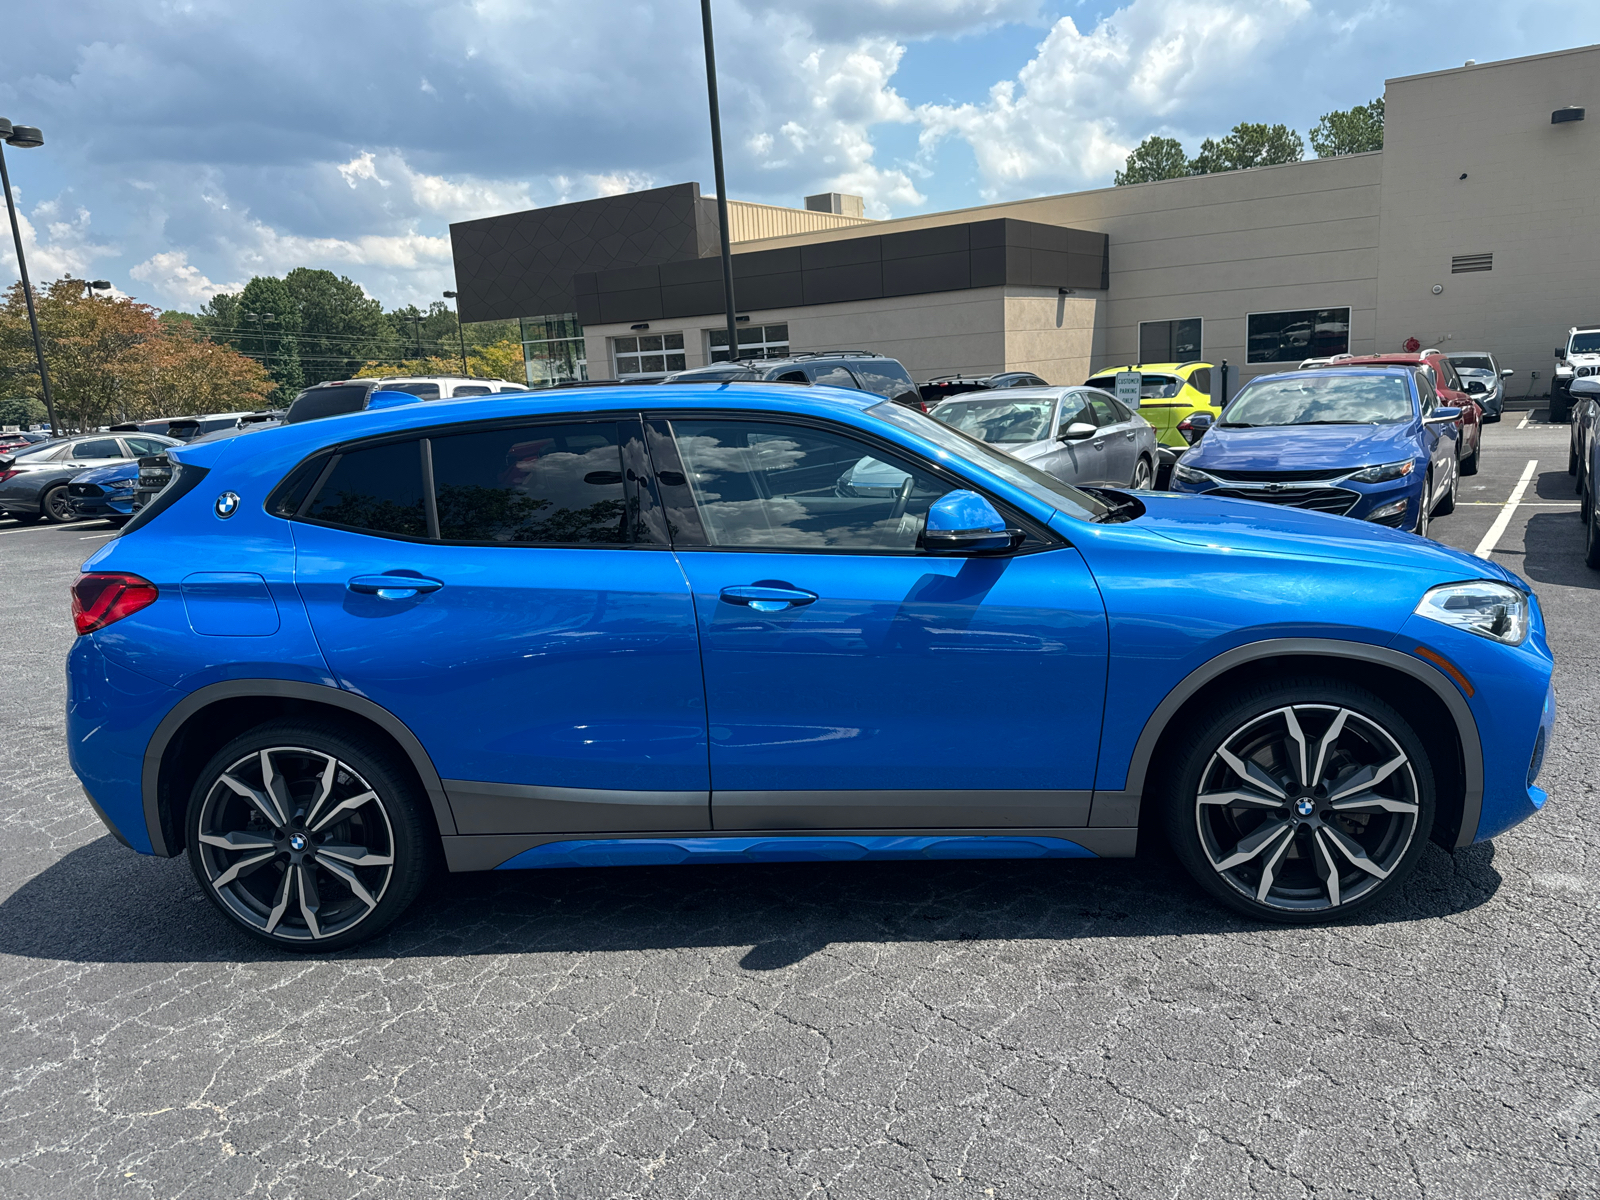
1,415,1596,1199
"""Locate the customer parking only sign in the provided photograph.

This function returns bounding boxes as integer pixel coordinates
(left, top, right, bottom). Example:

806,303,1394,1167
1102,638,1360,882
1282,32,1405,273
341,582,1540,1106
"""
1115,371,1142,409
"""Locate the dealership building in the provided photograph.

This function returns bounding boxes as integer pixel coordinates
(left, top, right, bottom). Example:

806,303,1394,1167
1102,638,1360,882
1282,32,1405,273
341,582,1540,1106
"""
450,44,1600,400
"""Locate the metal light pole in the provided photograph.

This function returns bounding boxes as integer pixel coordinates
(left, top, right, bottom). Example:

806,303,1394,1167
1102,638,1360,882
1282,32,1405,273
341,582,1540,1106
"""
700,0,739,364
407,313,424,360
443,290,469,377
82,278,111,298
0,118,61,435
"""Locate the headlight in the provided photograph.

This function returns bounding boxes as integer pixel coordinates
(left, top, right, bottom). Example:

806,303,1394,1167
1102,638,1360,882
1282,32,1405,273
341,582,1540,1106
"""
1347,459,1415,484
1172,464,1214,485
1415,581,1529,645
108,478,136,489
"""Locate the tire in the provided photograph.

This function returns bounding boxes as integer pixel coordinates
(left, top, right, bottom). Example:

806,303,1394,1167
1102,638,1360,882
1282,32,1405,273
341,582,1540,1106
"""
185,720,435,951
1130,455,1154,490
1587,482,1600,570
9,511,43,525
1569,433,1579,477
1415,472,1432,538
1551,400,1570,424
40,484,76,524
1459,437,1479,477
1434,461,1458,516
1161,678,1436,923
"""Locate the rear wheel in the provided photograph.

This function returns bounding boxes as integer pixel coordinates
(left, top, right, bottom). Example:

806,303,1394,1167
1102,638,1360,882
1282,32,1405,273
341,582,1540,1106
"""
1459,435,1479,477
186,720,434,951
40,485,76,524
1163,679,1435,923
1587,483,1600,569
1130,455,1154,490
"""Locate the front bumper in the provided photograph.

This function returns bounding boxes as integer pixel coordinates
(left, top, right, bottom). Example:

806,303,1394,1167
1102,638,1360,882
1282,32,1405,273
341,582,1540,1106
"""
1168,472,1427,529
67,494,134,518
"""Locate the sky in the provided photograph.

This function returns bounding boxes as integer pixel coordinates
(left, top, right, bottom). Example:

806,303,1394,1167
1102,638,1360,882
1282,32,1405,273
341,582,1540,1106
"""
2,0,1597,315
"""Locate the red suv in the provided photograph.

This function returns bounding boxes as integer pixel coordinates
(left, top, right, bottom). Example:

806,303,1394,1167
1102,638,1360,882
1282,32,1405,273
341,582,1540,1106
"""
1334,351,1482,474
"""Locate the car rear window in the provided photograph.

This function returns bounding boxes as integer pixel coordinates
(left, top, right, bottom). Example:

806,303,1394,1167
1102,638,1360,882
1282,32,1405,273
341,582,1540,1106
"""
388,383,441,399
1450,356,1494,372
304,440,428,537
452,385,492,396
849,360,918,402
286,385,372,424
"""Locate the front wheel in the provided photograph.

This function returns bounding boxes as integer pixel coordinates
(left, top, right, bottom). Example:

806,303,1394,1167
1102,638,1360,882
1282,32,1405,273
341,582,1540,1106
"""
1587,482,1600,569
1415,472,1432,538
1434,461,1458,516
186,720,435,951
40,484,76,524
1163,680,1436,923
1130,455,1154,490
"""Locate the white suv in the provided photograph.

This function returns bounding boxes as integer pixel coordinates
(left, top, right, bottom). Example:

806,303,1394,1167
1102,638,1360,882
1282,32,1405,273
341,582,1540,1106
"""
1552,326,1600,422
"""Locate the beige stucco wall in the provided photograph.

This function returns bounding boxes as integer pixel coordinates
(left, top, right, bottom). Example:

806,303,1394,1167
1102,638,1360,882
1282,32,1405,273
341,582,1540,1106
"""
723,199,873,243
1375,45,1600,393
582,287,1104,384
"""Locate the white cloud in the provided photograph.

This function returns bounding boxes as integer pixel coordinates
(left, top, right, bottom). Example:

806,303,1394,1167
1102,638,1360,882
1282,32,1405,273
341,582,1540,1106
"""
128,250,242,304
0,190,117,281
337,151,387,189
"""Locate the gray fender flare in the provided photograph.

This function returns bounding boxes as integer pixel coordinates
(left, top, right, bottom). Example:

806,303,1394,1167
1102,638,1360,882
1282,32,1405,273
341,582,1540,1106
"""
141,679,456,856
1104,638,1483,848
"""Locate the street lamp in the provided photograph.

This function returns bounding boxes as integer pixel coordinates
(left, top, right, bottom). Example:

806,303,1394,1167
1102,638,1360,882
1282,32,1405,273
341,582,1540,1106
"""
83,279,111,298
700,1,740,366
442,290,469,377
404,312,424,360
0,117,61,436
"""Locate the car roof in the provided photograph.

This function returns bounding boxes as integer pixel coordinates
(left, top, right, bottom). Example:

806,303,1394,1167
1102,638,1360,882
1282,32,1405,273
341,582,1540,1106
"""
1247,365,1417,383
1087,362,1206,375
936,386,1082,400
1337,353,1430,365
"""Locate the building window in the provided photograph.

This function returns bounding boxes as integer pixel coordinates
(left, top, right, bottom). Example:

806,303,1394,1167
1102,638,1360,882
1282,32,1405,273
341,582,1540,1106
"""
709,323,790,363
521,314,588,388
1246,307,1351,364
1138,318,1202,364
1451,253,1493,273
614,333,686,380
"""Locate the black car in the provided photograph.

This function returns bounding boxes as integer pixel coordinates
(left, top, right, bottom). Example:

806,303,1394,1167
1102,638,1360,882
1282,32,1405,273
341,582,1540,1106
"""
662,352,921,406
0,433,180,524
917,371,1050,408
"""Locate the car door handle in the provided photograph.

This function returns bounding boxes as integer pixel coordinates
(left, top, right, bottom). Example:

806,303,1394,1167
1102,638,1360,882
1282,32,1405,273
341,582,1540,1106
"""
719,584,819,613
347,573,444,599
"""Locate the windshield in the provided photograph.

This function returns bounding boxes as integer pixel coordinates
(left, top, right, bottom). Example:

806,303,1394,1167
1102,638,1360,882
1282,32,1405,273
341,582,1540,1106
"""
1222,374,1414,426
868,401,1110,523
1569,333,1600,355
1450,356,1494,372
933,397,1055,443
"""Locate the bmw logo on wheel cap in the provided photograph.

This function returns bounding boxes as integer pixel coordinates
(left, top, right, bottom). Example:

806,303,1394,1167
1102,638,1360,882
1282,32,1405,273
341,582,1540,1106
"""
214,491,240,519
1295,798,1316,817
289,834,307,851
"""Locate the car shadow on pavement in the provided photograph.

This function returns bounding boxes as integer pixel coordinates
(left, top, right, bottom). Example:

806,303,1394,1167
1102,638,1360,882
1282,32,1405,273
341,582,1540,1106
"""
0,834,1502,968
1517,505,1598,591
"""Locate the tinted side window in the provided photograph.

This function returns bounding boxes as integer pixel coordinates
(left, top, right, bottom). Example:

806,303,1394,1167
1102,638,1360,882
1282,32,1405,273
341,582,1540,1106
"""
390,383,441,399
430,422,630,544
1416,372,1437,414
1188,367,1212,396
1435,359,1462,391
807,364,861,389
669,419,952,551
1085,395,1119,426
850,360,918,401
305,441,428,537
74,439,123,460
452,385,492,396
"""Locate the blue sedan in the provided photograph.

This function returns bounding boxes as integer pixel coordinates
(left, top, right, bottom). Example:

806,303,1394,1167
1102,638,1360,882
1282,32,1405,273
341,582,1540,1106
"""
1170,367,1462,536
65,382,1553,948
67,461,143,525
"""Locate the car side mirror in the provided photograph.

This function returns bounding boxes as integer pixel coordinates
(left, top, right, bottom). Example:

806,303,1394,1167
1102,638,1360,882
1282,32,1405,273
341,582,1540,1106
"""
921,490,1023,554
1426,405,1462,423
1569,378,1600,397
1501,368,1515,378
1465,380,1486,394
1556,348,1566,359
1058,421,1096,441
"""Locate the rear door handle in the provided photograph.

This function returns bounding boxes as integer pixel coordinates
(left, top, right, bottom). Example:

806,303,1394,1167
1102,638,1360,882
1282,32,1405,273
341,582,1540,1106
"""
719,584,819,613
347,574,444,599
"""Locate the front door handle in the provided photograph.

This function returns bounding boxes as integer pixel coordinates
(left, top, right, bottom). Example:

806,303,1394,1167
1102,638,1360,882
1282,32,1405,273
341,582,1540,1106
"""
347,573,444,600
719,584,819,613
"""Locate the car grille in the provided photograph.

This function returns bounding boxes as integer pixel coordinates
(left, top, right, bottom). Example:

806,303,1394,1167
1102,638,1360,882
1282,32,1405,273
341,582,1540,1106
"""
69,483,104,498
1204,467,1351,482
1210,486,1360,515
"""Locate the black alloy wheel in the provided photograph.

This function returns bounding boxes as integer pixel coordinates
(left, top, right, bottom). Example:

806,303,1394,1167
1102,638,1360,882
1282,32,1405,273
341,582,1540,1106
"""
40,484,76,524
186,721,433,950
1164,680,1436,923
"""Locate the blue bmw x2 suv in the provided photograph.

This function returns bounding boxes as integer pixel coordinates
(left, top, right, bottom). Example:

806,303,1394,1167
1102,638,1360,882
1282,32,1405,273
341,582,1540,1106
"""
67,384,1556,949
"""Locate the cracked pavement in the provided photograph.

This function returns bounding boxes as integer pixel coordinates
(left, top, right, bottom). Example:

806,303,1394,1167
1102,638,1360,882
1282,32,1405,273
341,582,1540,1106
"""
1,415,1596,1198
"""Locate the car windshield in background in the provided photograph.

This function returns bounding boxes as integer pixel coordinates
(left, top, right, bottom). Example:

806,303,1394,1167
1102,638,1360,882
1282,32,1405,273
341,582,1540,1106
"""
934,397,1055,443
868,401,1110,523
1450,356,1495,372
1569,333,1600,354
1222,374,1414,427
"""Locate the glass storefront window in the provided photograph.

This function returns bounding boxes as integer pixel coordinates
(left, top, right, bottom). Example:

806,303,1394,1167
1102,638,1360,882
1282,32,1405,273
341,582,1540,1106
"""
709,323,789,362
521,313,589,388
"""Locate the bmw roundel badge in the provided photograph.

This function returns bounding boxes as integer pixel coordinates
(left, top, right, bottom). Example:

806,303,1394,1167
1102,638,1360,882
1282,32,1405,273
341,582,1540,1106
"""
214,491,241,519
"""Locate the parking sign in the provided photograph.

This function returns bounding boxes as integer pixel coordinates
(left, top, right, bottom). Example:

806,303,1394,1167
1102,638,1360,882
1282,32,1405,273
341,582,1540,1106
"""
1115,371,1142,408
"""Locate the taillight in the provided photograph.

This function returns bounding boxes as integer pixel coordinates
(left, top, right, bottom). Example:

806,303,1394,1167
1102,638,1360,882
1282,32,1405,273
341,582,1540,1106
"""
72,572,159,635
0,469,19,484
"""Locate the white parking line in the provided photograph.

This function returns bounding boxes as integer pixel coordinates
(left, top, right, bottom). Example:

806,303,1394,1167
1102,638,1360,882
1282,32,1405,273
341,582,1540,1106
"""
1474,459,1539,560
79,532,117,540
1517,412,1531,430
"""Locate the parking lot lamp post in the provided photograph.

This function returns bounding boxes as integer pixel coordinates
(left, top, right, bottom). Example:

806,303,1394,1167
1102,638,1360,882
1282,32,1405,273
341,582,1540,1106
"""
443,291,469,377
83,279,111,298
699,0,740,365
0,118,61,436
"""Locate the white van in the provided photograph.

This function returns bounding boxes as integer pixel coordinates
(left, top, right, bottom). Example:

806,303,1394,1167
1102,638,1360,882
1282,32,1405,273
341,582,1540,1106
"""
367,375,524,400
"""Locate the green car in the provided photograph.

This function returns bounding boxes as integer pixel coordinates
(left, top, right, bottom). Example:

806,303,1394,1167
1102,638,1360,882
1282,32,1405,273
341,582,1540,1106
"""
1085,361,1221,449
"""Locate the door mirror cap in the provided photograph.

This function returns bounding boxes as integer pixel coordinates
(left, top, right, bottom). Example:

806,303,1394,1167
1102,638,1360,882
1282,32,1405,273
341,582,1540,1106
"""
1465,380,1487,394
1058,421,1097,441
1557,348,1566,358
1426,405,1463,423
1569,377,1600,397
921,490,1023,553
1501,368,1515,377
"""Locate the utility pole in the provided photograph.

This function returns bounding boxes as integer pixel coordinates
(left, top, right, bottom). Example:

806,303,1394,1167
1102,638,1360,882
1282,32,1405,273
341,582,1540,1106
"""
700,0,739,365
0,119,61,434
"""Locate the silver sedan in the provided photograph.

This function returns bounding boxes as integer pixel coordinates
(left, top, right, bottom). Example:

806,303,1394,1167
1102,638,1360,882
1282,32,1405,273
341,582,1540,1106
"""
931,386,1160,489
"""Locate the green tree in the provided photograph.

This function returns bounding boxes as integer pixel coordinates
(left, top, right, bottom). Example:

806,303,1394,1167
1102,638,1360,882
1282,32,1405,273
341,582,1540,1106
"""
1114,136,1191,186
0,395,47,427
1189,122,1305,174
1310,97,1385,157
284,267,391,384
235,276,304,394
